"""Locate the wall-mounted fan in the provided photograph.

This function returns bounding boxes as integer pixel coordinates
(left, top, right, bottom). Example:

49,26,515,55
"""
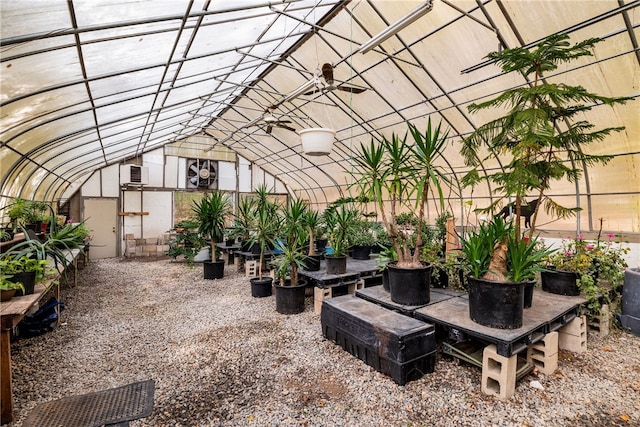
186,158,217,189
303,63,367,96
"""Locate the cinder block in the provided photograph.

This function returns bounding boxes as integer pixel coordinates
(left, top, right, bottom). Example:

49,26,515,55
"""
245,260,258,277
126,240,137,248
143,245,156,252
559,315,587,353
146,238,158,245
314,287,333,314
125,233,134,240
158,245,170,252
527,332,558,375
588,304,610,337
482,344,517,400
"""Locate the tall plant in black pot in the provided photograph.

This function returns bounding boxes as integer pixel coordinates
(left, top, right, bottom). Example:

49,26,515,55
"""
351,118,452,305
249,185,281,297
323,204,359,275
302,208,324,271
273,199,308,314
461,34,630,238
192,190,232,280
459,216,552,329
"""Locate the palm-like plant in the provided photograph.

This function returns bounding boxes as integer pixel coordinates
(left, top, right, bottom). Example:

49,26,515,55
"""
461,34,630,240
274,199,308,286
249,185,281,280
192,190,232,262
302,209,324,256
351,118,450,268
324,204,359,257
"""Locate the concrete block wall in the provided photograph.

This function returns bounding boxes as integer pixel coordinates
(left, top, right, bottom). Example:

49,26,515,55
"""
124,233,171,258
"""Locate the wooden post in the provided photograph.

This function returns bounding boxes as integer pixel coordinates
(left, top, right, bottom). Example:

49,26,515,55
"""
445,217,459,256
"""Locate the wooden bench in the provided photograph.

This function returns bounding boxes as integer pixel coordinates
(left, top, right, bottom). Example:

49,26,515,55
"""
0,248,83,424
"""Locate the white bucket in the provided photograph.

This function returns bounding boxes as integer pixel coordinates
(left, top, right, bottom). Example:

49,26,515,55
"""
299,128,335,156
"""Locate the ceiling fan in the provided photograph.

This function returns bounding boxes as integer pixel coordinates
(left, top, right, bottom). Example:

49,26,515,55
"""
250,108,296,134
303,63,367,96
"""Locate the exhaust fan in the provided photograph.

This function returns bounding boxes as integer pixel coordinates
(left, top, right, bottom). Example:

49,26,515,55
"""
186,159,217,189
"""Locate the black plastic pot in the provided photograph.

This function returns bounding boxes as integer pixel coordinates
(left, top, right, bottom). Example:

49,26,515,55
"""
431,264,448,288
275,279,307,314
315,239,328,255
541,269,580,296
351,245,371,260
467,276,525,329
13,271,36,296
203,260,225,280
388,262,432,305
523,280,536,309
325,255,347,275
250,277,273,298
381,268,390,292
619,268,640,336
305,254,322,272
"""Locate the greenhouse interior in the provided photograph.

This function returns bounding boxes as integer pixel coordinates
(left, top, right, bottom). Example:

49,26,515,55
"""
1,1,639,426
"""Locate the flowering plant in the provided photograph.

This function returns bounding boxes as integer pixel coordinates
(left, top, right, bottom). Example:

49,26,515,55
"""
544,233,629,311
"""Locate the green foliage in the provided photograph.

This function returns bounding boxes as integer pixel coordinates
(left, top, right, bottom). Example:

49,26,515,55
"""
0,274,25,293
350,221,377,247
4,229,74,271
324,205,359,257
459,216,550,282
544,232,629,312
166,230,206,264
250,185,282,279
273,199,308,286
302,208,324,255
350,118,453,268
461,34,630,238
0,254,49,282
192,190,232,261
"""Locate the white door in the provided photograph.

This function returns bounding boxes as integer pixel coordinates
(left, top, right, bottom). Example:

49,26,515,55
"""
84,198,118,258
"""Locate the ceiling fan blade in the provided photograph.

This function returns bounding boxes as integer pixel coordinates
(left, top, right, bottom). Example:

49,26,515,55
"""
302,88,321,96
275,119,292,124
279,125,296,132
336,84,366,94
266,125,273,134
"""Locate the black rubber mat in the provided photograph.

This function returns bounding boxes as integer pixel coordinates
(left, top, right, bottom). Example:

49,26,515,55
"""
23,379,154,427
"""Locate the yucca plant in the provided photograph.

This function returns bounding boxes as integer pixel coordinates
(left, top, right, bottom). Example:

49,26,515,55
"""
192,190,232,262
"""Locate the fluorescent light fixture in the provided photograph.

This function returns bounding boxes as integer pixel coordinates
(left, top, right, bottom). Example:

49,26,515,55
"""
358,0,434,54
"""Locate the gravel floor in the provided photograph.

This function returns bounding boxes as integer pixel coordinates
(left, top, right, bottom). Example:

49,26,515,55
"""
6,258,640,427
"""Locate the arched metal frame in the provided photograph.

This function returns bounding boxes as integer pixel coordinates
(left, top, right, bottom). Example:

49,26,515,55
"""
1,0,638,233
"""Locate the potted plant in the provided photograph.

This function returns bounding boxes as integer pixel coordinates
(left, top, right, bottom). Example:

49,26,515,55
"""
459,216,551,329
302,208,324,271
192,190,232,280
542,231,629,313
350,220,376,260
460,34,630,239
0,254,48,296
272,199,308,314
5,227,77,271
323,204,359,274
229,197,257,252
351,118,451,305
248,185,281,297
166,220,206,264
0,274,24,302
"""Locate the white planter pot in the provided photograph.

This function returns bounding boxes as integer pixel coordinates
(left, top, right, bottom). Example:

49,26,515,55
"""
299,128,335,156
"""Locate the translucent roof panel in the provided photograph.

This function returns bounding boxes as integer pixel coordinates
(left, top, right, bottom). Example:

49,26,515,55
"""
1,0,638,233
